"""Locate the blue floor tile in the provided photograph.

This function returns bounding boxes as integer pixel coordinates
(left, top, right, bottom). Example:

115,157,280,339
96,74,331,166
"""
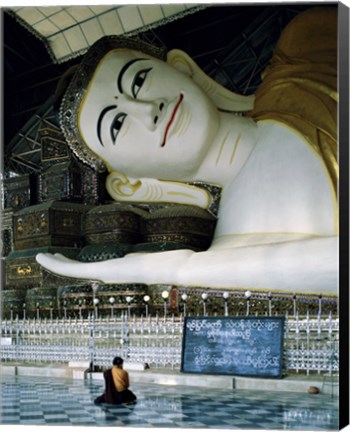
0,374,339,430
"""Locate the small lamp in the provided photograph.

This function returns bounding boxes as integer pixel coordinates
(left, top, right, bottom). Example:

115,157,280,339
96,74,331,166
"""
223,292,229,316
143,295,150,317
201,292,208,316
109,296,115,318
181,293,188,316
161,290,169,320
93,297,100,319
126,296,133,318
268,292,272,316
245,290,252,316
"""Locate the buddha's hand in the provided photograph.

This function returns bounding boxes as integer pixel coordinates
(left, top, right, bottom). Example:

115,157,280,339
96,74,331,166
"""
36,236,337,293
36,250,194,284
36,253,97,281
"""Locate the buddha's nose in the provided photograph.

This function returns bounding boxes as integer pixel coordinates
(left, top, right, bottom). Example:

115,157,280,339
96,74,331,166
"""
118,95,166,131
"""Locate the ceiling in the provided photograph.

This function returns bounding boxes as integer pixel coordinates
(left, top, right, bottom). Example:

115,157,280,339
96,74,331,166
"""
8,4,206,63
2,3,328,176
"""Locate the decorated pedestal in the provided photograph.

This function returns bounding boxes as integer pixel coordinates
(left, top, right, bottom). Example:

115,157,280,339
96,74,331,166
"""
77,203,146,262
140,205,216,251
1,289,27,319
37,160,107,205
4,247,82,319
173,287,338,317
95,283,149,316
5,246,82,289
5,250,44,289
37,161,83,203
13,200,90,251
1,208,14,257
58,283,149,318
25,286,58,319
78,203,217,262
38,126,107,205
39,126,70,167
83,203,145,245
3,174,37,210
59,285,93,316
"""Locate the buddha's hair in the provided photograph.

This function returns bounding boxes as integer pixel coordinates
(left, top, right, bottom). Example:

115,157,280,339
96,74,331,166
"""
59,36,167,172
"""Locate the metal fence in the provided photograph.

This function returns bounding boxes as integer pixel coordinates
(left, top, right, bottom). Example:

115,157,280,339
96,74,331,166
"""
0,312,339,375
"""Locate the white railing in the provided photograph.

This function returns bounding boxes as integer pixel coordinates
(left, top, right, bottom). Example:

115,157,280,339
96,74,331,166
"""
0,312,338,375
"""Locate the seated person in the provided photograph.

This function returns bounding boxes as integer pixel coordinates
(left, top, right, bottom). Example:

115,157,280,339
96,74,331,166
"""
37,7,338,296
94,356,137,405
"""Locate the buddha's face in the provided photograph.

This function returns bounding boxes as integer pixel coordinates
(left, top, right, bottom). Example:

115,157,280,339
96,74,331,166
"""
78,49,219,180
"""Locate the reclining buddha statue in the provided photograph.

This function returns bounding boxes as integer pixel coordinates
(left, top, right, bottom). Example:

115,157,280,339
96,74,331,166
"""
37,7,338,296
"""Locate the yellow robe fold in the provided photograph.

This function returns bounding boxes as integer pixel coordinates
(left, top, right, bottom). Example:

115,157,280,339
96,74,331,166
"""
248,7,338,197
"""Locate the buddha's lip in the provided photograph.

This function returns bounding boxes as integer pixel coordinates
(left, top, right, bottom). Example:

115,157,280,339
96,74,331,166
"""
161,93,184,147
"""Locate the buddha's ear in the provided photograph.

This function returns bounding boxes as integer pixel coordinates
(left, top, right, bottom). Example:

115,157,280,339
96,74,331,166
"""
166,49,194,77
106,171,142,201
167,49,255,112
106,171,212,209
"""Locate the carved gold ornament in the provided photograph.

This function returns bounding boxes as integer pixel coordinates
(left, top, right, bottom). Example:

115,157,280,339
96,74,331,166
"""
16,265,32,276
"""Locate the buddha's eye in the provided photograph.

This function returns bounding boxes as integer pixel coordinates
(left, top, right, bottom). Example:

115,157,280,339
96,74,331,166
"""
110,112,127,144
132,67,152,98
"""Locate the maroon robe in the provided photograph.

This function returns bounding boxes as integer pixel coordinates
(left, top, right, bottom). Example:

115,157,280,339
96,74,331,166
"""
94,369,137,405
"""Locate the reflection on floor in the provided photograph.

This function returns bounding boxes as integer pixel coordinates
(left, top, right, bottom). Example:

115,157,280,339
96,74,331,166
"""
1,375,338,429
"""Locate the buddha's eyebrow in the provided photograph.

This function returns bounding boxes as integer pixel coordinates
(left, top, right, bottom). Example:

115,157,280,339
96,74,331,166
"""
97,105,117,146
117,58,146,93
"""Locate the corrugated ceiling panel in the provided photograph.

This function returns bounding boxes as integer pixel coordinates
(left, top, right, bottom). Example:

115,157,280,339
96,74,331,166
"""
8,4,205,63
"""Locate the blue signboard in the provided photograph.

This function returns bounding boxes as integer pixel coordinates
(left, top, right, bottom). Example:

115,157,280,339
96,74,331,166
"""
181,316,285,378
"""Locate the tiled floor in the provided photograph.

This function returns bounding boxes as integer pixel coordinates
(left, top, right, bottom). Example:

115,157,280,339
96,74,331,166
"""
1,374,338,430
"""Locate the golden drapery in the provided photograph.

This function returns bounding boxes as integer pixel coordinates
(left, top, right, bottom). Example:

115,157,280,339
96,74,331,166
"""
248,7,338,198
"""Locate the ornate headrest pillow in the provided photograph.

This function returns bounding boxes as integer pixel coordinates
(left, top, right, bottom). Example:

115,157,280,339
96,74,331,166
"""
59,36,167,172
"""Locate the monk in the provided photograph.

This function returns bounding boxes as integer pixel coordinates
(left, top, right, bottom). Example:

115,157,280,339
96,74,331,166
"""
37,7,338,295
94,356,137,405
